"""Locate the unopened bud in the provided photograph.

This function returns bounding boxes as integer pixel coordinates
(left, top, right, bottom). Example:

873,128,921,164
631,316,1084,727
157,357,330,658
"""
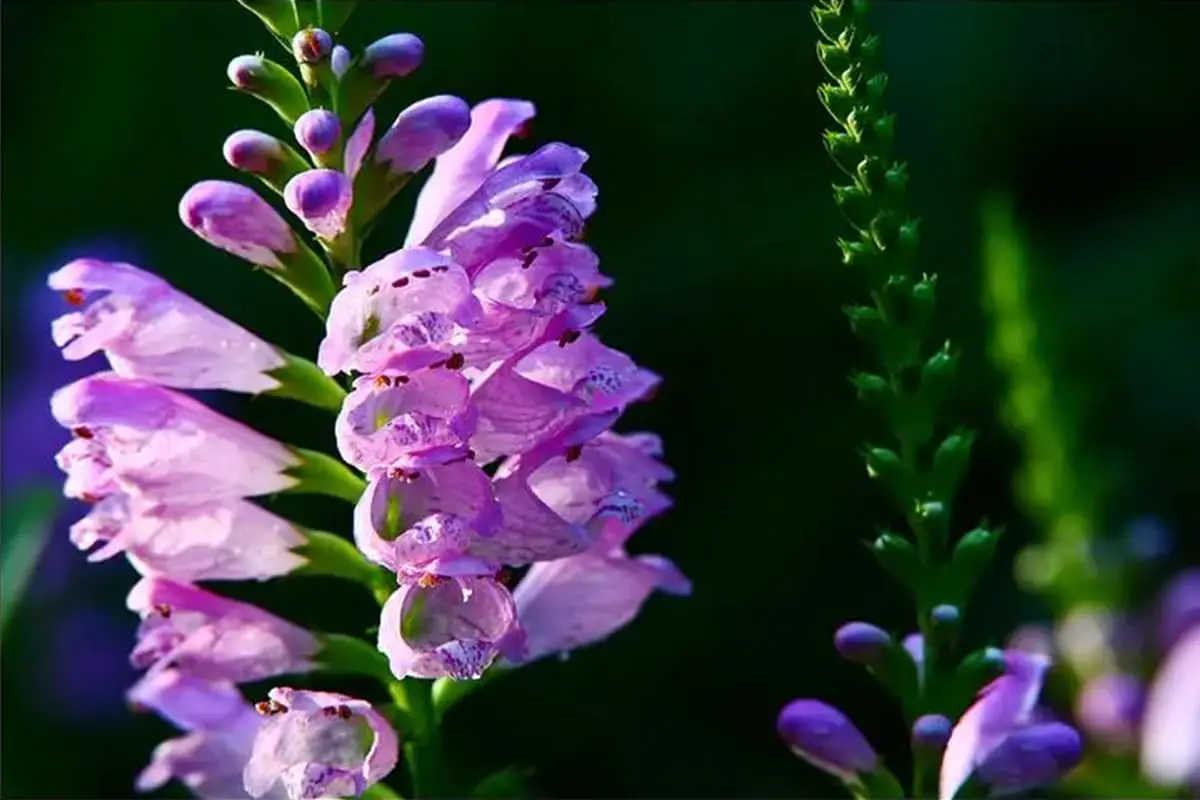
950,524,1000,599
294,109,342,158
362,33,424,78
976,722,1083,793
227,54,309,125
871,532,922,593
931,429,975,499
911,714,951,751
777,699,878,781
932,604,960,626
377,95,471,174
331,45,352,79
179,180,334,314
834,621,892,664
292,28,333,64
284,169,352,239
222,130,309,195
179,180,296,268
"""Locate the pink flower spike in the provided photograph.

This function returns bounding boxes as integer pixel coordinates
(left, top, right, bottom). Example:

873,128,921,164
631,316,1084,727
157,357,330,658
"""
50,374,298,504
127,577,319,684
242,687,399,800
179,180,297,268
1141,625,1200,787
48,259,285,393
377,575,522,679
284,169,352,239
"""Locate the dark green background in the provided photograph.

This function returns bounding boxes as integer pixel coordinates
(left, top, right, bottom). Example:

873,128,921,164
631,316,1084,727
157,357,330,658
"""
4,2,1200,798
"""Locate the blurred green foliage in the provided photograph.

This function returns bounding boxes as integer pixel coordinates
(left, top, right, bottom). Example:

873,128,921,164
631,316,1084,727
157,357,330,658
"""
3,2,1200,798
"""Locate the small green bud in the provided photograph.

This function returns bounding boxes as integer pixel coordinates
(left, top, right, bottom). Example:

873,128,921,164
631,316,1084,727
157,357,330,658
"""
844,304,889,351
915,499,950,543
884,162,908,205
837,237,882,274
227,54,310,126
865,72,888,105
855,156,887,195
823,131,861,175
952,646,1006,709
871,114,896,151
864,446,914,507
818,83,856,126
920,345,958,409
834,183,874,232
909,276,936,330
236,0,300,41
812,3,852,44
850,371,890,405
950,524,1001,599
816,42,853,82
897,218,921,257
931,429,975,498
871,532,923,592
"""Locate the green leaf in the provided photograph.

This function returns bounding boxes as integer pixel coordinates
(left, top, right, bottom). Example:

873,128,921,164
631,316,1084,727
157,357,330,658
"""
314,632,394,682
469,765,536,799
0,486,60,637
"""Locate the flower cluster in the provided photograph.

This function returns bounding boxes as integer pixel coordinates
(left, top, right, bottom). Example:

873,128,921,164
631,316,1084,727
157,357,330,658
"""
777,627,1083,799
46,9,683,799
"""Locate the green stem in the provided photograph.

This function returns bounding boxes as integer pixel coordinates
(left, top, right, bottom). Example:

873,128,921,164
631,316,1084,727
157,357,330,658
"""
266,351,346,411
286,447,366,503
392,680,447,799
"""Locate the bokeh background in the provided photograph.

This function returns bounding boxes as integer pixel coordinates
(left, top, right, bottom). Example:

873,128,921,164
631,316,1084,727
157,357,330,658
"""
4,2,1200,798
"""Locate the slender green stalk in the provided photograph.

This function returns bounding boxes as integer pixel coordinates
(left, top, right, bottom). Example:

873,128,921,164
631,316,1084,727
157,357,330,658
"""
813,2,1001,795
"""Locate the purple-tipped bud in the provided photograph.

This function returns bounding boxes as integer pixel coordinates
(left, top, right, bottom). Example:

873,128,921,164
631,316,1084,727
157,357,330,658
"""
1075,672,1144,748
377,95,472,174
932,604,961,626
292,28,333,63
362,33,424,78
223,130,285,174
294,109,342,157
227,54,266,89
284,169,352,239
834,621,892,664
179,180,296,268
911,714,952,751
975,722,1083,793
331,45,352,79
777,699,878,780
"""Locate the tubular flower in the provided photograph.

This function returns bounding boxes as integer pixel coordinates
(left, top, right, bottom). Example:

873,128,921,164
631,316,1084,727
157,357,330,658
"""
48,259,285,393
51,374,298,504
242,687,399,800
127,577,319,683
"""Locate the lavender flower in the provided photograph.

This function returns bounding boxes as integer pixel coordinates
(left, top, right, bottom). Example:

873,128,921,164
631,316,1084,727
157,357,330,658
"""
777,699,879,781
912,714,952,751
376,95,472,175
131,669,263,798
975,721,1082,795
1141,624,1200,787
70,494,306,582
939,650,1074,799
48,259,285,392
51,374,298,504
1075,671,1145,750
361,33,424,79
291,28,332,65
242,687,399,800
331,45,351,79
834,621,892,664
127,577,318,683
293,110,342,158
283,169,352,238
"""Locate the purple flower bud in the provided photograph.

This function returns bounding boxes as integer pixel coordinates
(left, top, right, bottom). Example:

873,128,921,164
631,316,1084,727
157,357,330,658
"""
331,45,352,79
975,722,1083,793
833,621,892,664
911,714,952,751
179,180,296,268
932,604,960,626
223,130,285,174
362,33,424,78
292,27,333,63
777,699,878,780
1075,672,1144,749
1158,568,1200,652
294,109,342,157
284,169,352,239
377,95,472,174
227,54,266,89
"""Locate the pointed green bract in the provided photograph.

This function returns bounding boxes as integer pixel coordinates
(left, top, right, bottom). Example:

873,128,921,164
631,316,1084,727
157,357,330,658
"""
286,446,366,503
266,350,347,411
